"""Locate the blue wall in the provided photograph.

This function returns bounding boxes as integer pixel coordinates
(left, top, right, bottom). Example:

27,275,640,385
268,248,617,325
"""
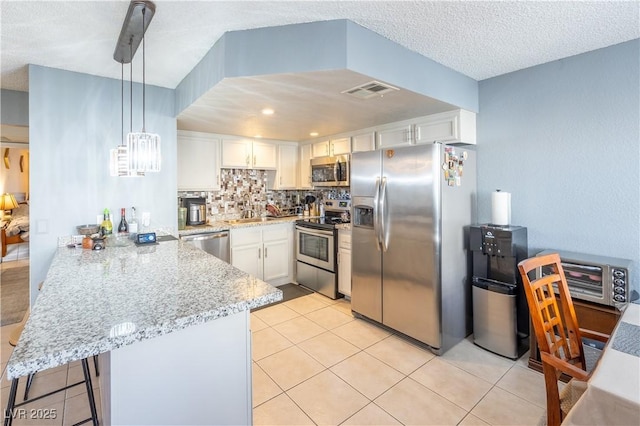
478,40,640,291
176,20,478,116
1,89,28,125
28,65,177,303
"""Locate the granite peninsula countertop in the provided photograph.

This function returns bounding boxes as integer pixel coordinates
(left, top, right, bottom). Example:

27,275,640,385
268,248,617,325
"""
6,239,282,380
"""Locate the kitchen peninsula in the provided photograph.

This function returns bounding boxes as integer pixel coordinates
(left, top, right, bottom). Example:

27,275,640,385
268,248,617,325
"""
5,237,282,425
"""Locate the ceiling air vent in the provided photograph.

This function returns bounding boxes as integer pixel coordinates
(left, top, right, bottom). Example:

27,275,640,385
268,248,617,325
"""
342,81,399,99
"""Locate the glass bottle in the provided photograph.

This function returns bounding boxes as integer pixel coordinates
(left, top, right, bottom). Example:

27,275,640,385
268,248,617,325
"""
101,208,113,236
118,208,128,234
128,207,138,237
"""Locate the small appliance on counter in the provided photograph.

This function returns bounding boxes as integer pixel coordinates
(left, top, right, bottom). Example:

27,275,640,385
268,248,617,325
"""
182,197,206,226
470,224,528,359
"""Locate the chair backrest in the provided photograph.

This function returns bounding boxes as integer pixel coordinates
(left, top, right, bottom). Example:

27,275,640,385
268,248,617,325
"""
518,253,587,370
519,253,591,426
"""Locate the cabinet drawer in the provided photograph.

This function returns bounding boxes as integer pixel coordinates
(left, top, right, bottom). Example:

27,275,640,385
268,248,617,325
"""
262,224,288,242
338,231,351,249
231,228,262,246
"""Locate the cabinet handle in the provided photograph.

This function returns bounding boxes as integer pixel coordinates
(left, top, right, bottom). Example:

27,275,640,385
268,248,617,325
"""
265,247,268,258
337,251,340,264
258,248,261,259
254,155,256,165
246,155,250,166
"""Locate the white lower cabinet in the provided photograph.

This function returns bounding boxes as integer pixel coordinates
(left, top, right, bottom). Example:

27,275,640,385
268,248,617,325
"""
337,229,352,297
230,224,293,286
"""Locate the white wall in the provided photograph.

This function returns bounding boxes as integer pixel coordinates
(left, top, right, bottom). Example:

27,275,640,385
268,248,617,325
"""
28,65,177,303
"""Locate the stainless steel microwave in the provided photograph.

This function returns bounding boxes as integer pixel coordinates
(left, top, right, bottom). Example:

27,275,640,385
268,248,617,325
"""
536,249,633,307
311,155,349,187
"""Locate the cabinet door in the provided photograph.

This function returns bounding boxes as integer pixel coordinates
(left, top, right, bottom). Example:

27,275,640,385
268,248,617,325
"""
312,141,329,158
231,243,262,279
377,124,413,149
338,248,352,297
276,145,298,189
177,131,221,190
222,139,252,168
299,144,313,189
351,132,375,153
330,137,351,156
414,110,476,145
262,239,289,282
252,141,277,169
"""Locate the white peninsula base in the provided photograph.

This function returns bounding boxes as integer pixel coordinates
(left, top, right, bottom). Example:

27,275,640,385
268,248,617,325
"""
99,311,252,425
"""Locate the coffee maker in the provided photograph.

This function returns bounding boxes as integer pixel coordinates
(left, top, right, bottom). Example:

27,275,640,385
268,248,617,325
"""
470,224,528,359
183,197,206,226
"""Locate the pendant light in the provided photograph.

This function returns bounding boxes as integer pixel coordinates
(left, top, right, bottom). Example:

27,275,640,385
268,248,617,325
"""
110,61,143,177
112,0,160,175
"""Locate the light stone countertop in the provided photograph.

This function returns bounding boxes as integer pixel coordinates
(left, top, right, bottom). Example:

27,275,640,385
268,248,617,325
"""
6,238,282,380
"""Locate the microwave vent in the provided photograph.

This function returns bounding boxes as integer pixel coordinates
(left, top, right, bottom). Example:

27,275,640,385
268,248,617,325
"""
342,81,399,99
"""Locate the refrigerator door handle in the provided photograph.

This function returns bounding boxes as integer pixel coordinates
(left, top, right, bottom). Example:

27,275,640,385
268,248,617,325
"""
380,176,388,252
373,177,381,251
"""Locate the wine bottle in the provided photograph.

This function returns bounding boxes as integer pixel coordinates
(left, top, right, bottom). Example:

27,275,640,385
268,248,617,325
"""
118,207,128,234
101,208,113,236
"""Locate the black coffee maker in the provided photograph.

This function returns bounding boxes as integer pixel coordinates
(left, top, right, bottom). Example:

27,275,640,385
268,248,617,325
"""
470,224,528,359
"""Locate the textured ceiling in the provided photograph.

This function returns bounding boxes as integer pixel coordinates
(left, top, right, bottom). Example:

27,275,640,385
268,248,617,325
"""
1,1,638,141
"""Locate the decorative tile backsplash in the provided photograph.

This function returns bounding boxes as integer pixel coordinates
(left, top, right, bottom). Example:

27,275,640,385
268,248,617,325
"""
178,169,350,219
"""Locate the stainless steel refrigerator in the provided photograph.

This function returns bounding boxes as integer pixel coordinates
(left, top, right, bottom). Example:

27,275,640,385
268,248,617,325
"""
351,143,476,354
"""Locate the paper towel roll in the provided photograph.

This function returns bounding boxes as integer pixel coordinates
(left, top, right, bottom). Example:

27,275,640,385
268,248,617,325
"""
491,190,511,226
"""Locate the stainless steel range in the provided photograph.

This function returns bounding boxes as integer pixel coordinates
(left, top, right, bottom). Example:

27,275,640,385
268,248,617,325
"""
295,200,351,299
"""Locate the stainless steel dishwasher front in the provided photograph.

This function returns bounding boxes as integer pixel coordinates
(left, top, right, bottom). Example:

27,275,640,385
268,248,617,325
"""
181,231,230,263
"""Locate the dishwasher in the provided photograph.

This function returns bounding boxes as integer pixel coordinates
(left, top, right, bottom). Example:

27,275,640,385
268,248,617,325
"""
181,231,230,262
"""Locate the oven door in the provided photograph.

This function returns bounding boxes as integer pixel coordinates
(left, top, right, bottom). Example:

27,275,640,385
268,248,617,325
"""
295,225,335,271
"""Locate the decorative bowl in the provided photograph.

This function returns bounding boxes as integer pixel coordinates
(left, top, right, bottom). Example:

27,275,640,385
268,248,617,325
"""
77,224,100,235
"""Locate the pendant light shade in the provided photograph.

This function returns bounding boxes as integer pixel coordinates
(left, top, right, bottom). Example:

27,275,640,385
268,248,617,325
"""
111,0,160,176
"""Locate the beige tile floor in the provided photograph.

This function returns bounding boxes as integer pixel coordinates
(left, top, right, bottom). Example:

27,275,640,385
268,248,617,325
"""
1,292,547,425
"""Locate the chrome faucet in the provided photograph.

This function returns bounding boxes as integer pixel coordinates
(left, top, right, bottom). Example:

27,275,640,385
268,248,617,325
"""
242,194,255,218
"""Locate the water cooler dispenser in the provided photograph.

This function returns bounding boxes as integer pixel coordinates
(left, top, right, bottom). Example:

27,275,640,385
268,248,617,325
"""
470,225,528,359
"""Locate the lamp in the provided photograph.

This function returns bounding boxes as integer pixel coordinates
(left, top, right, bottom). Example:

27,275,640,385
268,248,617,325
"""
111,0,161,175
0,193,18,220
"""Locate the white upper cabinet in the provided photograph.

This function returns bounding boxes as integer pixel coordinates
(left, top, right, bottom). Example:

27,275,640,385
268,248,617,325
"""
330,137,351,156
252,141,278,169
351,131,375,153
299,144,313,189
275,144,298,189
312,140,330,158
221,138,277,169
177,130,221,190
312,137,351,158
414,109,476,145
376,122,413,149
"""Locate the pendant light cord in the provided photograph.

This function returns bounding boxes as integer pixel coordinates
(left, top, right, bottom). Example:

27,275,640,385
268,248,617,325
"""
121,62,124,145
130,43,133,134
141,6,147,132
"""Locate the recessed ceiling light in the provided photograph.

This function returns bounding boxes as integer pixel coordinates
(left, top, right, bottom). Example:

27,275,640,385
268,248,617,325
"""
254,134,262,138
261,108,274,116
309,132,319,137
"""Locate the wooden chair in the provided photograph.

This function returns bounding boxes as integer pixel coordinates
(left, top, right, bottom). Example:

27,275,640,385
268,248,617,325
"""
518,253,609,426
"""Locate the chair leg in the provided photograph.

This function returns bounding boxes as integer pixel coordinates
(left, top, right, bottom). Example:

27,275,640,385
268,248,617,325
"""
3,378,19,426
81,358,99,426
23,373,35,401
93,355,99,377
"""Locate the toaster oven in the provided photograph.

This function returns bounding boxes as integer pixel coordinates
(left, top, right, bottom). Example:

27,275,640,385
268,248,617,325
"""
536,249,632,307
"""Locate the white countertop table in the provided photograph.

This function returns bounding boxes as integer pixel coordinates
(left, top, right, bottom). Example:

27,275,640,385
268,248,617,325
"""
563,302,640,425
